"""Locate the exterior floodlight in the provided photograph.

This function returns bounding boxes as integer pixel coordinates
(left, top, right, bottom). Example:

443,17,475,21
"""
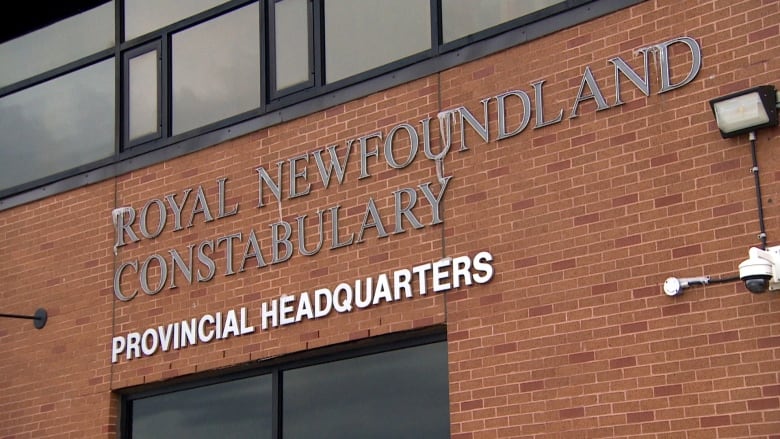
709,85,778,138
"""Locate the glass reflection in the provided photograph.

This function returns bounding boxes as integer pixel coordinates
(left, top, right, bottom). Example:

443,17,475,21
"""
0,3,114,88
325,0,430,83
283,342,450,439
132,374,272,439
442,0,563,43
275,0,311,91
124,0,230,40
172,2,261,135
0,59,114,192
129,50,159,142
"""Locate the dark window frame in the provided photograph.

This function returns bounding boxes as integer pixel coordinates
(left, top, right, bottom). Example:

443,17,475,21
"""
0,0,645,208
118,327,447,439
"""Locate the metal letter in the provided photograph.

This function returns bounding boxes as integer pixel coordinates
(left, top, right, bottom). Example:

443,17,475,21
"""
288,153,311,199
187,185,214,227
329,205,354,249
239,229,267,272
312,141,352,189
113,260,139,301
358,132,383,179
609,48,652,106
297,211,325,256
419,176,453,225
570,66,610,118
139,199,166,239
458,98,490,151
393,188,423,234
270,221,293,264
656,36,702,94
256,161,283,207
216,232,242,275
114,207,140,247
531,79,563,128
384,123,419,169
140,254,167,296
420,117,439,160
165,188,193,232
197,240,216,282
356,197,388,242
169,244,195,288
217,177,239,218
496,90,531,140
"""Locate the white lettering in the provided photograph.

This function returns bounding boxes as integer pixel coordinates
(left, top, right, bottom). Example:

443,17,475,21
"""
109,252,495,363
111,336,126,364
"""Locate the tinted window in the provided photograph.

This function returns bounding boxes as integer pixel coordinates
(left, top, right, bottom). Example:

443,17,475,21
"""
128,49,160,142
123,340,449,438
0,3,114,88
282,342,450,438
124,0,230,40
131,374,272,439
0,59,114,191
442,0,563,43
274,0,311,91
171,1,261,135
324,0,431,83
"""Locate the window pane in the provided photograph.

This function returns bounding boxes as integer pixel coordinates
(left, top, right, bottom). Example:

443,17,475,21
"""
129,50,159,142
275,0,310,91
131,374,272,439
325,0,431,83
0,59,114,192
283,342,450,439
442,0,564,43
124,0,231,40
0,3,114,88
172,2,261,135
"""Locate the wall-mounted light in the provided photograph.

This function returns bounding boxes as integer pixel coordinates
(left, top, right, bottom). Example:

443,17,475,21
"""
0,308,47,329
663,276,710,297
709,85,778,138
664,85,780,297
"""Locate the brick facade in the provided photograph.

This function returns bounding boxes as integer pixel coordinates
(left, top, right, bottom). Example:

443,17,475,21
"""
2,0,780,437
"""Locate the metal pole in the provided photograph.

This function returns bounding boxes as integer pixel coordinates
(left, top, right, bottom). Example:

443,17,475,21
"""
749,131,768,249
0,308,47,329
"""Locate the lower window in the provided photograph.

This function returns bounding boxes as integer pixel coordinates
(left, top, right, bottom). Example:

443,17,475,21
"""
123,335,449,438
131,374,272,439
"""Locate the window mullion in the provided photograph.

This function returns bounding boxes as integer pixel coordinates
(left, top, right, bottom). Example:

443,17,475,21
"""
161,34,171,143
273,369,281,439
312,0,323,88
430,0,441,56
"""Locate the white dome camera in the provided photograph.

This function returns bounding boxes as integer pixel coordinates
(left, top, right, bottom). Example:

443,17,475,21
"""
738,246,780,293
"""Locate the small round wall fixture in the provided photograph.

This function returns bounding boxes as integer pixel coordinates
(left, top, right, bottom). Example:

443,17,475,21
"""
663,276,711,297
33,308,47,329
0,308,48,329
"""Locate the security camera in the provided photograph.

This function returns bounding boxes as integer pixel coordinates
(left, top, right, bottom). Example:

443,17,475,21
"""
738,246,780,293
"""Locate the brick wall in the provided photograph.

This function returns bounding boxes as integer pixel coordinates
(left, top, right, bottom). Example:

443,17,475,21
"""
1,0,779,437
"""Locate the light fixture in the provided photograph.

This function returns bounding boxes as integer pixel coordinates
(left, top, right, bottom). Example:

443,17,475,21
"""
0,308,48,329
663,276,710,296
663,85,780,297
709,85,778,138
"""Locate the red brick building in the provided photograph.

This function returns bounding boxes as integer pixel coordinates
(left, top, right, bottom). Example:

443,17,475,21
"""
1,0,779,437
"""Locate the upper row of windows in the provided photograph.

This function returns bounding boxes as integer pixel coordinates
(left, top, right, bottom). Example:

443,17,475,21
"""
0,0,571,195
